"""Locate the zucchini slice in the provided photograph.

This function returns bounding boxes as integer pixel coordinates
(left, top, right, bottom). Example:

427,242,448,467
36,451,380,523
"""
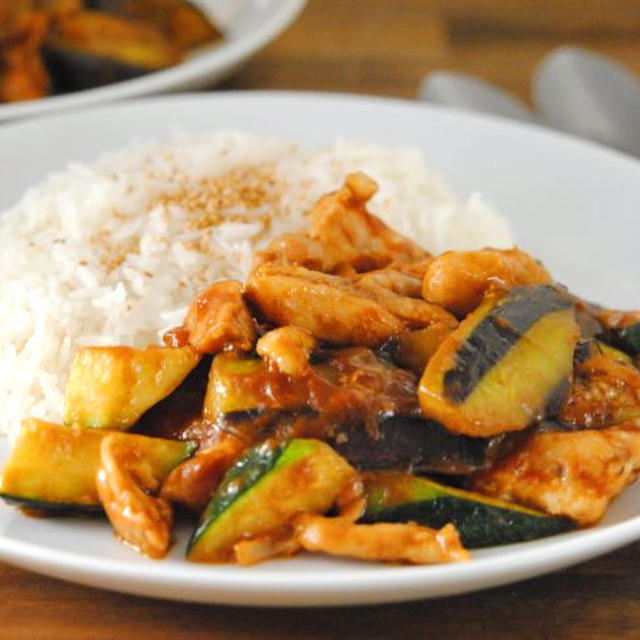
419,285,580,437
362,471,574,548
609,324,640,357
203,352,310,421
599,312,640,357
64,345,200,430
187,438,355,562
595,340,633,365
0,418,195,511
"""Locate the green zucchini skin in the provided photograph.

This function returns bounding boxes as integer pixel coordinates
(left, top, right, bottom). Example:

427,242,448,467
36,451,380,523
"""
0,496,102,514
44,46,149,93
606,323,640,357
187,438,355,562
189,438,282,546
0,419,196,512
362,472,574,548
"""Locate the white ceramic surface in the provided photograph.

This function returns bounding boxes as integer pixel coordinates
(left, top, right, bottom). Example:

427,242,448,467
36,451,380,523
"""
1,92,640,607
0,0,305,122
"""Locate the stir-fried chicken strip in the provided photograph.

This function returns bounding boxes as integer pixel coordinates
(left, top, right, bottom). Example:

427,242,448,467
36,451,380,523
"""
245,264,406,347
96,433,173,559
256,326,318,377
472,426,640,525
423,248,551,316
385,258,434,281
294,513,469,564
183,280,256,354
254,173,429,274
253,233,330,272
354,269,424,298
233,525,302,566
245,264,456,347
561,353,640,428
308,172,429,272
234,491,469,566
352,276,457,330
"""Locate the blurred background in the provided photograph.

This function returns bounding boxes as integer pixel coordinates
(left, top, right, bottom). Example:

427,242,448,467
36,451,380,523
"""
4,0,640,126
221,0,640,103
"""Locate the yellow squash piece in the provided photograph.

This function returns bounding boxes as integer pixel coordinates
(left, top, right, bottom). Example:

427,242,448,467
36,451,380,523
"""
64,345,200,430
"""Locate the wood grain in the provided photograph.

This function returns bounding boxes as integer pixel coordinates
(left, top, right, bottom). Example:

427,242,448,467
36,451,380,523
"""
222,0,640,103
4,0,640,637
3,543,640,639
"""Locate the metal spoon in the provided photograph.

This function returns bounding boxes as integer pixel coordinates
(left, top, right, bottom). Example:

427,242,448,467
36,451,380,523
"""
533,46,640,157
418,71,537,123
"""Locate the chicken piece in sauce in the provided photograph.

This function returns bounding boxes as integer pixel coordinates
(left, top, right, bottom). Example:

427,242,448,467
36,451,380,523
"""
245,265,407,347
235,495,470,566
256,326,317,377
161,432,248,513
181,280,256,354
472,425,640,525
245,264,456,347
96,433,173,558
423,248,551,316
308,172,428,271
254,173,429,273
354,268,424,298
294,514,469,565
561,352,640,429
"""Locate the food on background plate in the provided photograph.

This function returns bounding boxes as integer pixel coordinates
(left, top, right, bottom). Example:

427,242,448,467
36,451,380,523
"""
2,154,640,567
0,0,221,102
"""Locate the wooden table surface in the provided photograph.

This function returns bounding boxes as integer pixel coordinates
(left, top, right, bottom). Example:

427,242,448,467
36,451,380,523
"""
4,1,640,637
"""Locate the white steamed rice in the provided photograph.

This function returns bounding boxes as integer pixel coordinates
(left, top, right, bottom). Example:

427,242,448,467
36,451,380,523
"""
0,131,513,436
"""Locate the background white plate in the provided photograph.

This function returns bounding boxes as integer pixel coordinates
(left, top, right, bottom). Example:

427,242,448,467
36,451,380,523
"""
0,0,305,122
1,92,640,607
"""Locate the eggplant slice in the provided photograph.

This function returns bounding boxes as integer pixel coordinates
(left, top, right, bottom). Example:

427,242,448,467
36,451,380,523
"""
419,285,580,437
86,0,222,49
330,415,529,475
44,11,182,91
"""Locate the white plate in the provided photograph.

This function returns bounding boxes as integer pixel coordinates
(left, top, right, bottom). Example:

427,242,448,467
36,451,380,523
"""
0,0,305,122
1,92,640,607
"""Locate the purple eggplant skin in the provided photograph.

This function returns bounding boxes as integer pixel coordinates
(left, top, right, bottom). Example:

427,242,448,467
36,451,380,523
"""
330,415,530,475
43,44,149,91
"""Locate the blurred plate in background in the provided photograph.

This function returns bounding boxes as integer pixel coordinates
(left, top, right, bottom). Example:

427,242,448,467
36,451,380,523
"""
0,0,305,122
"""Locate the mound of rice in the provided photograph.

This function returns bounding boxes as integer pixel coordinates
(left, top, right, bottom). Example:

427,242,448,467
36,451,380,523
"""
0,131,512,436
